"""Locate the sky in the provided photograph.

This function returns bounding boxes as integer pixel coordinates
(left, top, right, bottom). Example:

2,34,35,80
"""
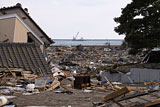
0,0,132,39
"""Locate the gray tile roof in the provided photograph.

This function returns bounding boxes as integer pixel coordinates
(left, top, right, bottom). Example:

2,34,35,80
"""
0,43,51,76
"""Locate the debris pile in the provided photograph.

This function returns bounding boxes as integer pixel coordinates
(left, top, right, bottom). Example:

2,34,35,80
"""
47,46,141,74
1,45,160,106
44,45,160,106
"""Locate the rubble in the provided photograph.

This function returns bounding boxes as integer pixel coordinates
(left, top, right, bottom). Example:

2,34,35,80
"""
1,45,160,106
44,45,160,106
47,46,140,74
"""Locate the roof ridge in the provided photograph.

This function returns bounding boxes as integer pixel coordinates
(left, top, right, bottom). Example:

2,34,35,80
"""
0,3,22,10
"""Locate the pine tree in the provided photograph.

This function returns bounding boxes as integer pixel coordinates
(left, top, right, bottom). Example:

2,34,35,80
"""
114,0,160,54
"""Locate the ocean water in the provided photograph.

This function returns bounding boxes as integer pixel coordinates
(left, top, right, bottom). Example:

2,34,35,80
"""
52,39,123,46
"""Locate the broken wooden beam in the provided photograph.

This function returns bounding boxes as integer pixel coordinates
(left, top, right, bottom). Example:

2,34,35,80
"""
116,90,156,102
104,87,131,102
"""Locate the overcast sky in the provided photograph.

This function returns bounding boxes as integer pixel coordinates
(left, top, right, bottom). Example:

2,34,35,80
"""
0,0,132,39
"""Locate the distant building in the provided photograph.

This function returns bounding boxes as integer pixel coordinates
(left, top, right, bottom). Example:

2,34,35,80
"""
0,3,53,53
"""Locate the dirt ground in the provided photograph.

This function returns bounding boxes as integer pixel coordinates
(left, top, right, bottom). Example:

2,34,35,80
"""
9,89,110,107
6,87,160,107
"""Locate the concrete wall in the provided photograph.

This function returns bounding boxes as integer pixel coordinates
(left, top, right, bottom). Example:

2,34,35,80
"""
101,72,130,83
13,18,29,43
0,18,16,42
101,68,160,83
130,68,160,82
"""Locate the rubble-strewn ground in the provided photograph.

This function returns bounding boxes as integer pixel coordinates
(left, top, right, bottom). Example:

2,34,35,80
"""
8,89,160,107
2,46,160,107
9,90,109,107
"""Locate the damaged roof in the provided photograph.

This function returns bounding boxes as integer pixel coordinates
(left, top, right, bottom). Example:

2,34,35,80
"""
0,43,51,76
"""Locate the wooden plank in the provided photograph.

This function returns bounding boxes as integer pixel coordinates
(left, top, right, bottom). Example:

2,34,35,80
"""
47,77,60,91
6,67,17,79
144,98,160,107
23,74,37,79
116,91,156,102
104,87,131,102
51,77,58,87
11,72,16,78
21,71,32,75
104,76,115,90
47,82,60,91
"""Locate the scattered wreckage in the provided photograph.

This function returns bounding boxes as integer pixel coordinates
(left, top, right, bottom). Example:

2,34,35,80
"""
1,45,160,107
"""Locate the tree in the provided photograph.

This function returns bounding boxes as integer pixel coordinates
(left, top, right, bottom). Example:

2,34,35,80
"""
114,0,160,54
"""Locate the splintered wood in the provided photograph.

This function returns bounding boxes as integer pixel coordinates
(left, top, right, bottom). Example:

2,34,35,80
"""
0,68,36,85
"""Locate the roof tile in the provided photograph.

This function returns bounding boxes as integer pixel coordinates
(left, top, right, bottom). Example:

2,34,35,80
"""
0,43,51,76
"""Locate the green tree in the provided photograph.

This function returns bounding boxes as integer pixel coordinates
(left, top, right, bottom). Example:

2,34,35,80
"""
114,0,160,54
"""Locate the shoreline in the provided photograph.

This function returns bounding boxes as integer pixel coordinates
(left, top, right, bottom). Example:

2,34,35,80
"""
51,45,121,47
52,39,123,46
53,39,123,41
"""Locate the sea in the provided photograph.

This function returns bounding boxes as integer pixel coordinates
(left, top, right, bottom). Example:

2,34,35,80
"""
52,39,123,46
